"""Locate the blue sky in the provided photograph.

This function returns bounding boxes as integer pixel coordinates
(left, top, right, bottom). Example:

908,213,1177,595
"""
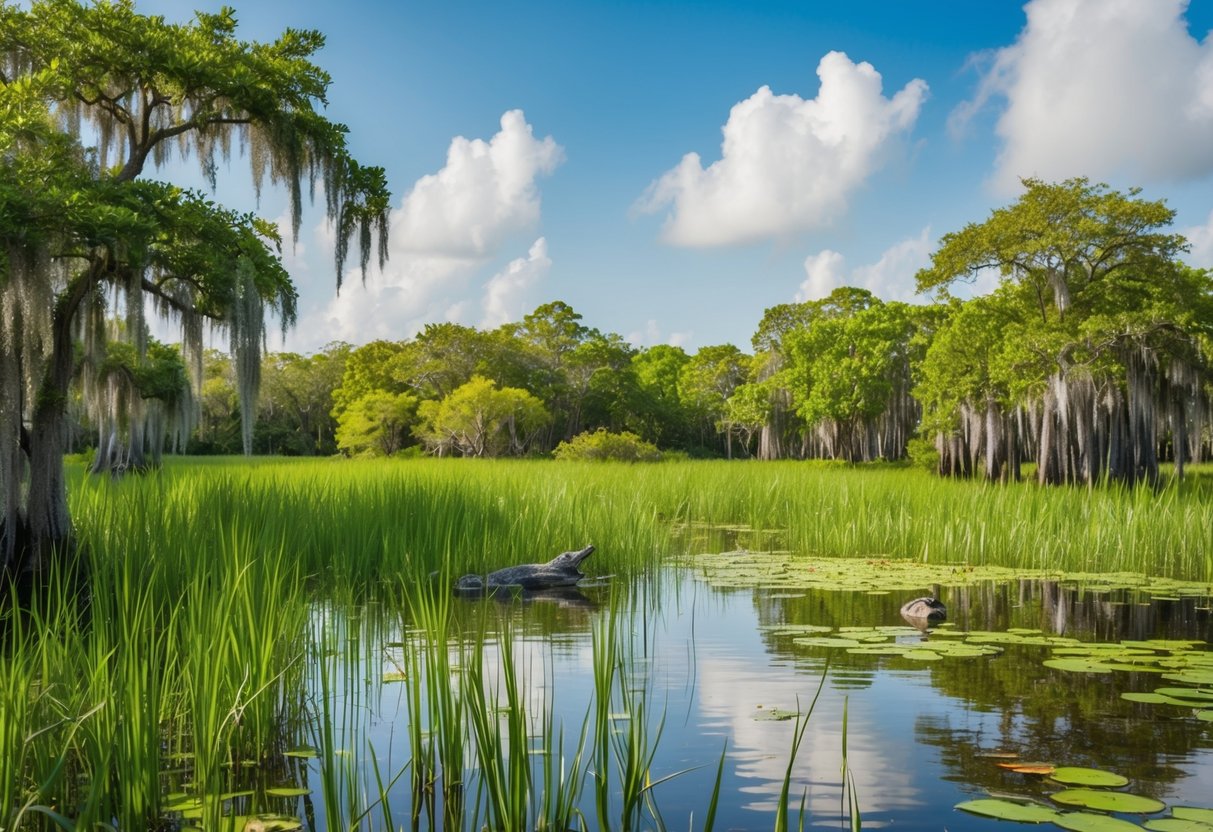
143,0,1213,354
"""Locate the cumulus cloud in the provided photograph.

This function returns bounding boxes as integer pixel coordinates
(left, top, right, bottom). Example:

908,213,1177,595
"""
305,111,563,348
796,250,847,302
636,51,927,247
1182,209,1213,267
626,319,693,349
795,228,932,302
954,0,1213,193
396,110,564,257
480,237,552,328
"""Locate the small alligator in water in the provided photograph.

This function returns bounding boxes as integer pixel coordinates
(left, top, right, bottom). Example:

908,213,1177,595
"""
456,545,595,592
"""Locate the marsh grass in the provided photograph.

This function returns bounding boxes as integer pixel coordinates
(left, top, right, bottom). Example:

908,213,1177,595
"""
3,455,1209,829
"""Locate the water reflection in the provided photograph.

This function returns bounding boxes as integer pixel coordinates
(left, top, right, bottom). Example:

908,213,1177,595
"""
282,571,1213,831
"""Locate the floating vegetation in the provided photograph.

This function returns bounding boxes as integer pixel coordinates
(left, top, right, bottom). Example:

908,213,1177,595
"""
1051,789,1166,813
695,550,1213,599
1055,812,1149,831
955,798,1062,823
1050,768,1131,788
996,762,1057,775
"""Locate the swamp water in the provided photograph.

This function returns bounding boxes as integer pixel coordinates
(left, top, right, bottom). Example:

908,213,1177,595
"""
168,558,1213,832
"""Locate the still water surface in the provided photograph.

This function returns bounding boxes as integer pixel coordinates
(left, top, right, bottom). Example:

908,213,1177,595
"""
303,569,1213,830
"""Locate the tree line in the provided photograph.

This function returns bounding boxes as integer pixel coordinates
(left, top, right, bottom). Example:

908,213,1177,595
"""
152,180,1213,489
2,1,1211,574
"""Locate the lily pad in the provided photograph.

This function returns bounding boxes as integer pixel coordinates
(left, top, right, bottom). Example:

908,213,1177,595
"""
955,798,1062,823
1050,767,1130,787
1051,789,1166,814
1044,658,1116,674
1154,688,1213,702
903,649,944,661
1172,809,1213,824
283,746,319,759
1055,812,1147,831
793,637,863,648
265,787,310,798
1145,819,1213,831
1123,692,1172,704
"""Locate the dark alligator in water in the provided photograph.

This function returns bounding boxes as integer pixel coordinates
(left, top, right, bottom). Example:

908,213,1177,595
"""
456,545,595,592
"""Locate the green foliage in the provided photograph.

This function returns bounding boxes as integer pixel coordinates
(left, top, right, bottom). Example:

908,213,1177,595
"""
415,375,549,457
335,390,418,457
1,0,390,560
914,178,1213,484
553,429,662,462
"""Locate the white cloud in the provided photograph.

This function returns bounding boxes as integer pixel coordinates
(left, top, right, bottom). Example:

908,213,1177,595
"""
396,110,564,257
796,228,932,303
480,237,551,328
1182,209,1213,267
796,250,847,302
301,111,563,349
626,319,694,349
954,0,1213,194
636,51,927,247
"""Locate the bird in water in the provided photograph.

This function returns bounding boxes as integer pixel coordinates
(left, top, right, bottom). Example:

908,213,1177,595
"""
900,596,947,621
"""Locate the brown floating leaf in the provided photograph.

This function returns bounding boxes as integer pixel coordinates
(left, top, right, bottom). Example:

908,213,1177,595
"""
997,761,1057,775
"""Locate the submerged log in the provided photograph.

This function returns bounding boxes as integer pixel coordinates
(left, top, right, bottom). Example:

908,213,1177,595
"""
456,545,595,592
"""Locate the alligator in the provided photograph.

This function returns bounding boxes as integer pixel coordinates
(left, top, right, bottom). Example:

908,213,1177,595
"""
455,544,595,592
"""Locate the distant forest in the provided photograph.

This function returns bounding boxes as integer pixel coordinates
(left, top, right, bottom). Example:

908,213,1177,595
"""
77,180,1213,487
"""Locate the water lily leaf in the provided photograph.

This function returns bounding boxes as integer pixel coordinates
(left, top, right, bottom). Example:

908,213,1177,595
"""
283,746,319,758
1044,658,1115,673
847,645,913,656
1007,764,1058,775
997,761,1055,774
1197,711,1213,722
1123,692,1171,704
1051,789,1165,814
1172,809,1213,823
1050,767,1129,787
753,707,799,722
1154,688,1213,702
1055,811,1147,831
978,751,1021,759
955,799,1061,823
1121,640,1206,651
1162,671,1213,686
793,637,862,648
383,672,408,683
265,787,310,798
1145,818,1213,831
903,649,944,662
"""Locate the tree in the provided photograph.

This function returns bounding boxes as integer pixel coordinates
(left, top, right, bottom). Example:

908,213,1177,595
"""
678,344,749,455
258,343,350,455
784,297,917,462
629,345,692,448
415,376,549,458
916,178,1211,485
1,1,389,568
335,390,418,457
84,336,193,474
